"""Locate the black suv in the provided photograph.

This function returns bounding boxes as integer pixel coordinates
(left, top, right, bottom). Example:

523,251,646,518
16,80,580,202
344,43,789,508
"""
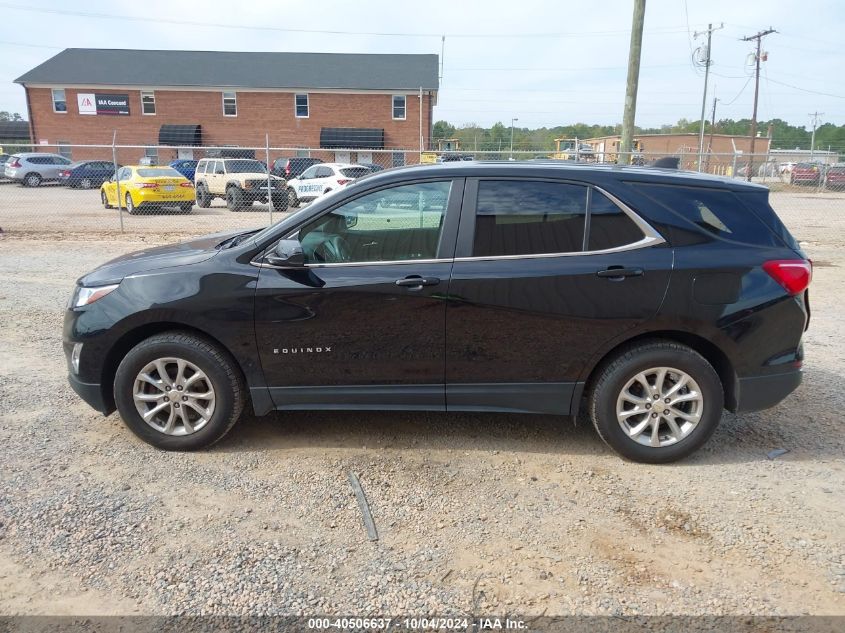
64,162,810,462
271,157,323,180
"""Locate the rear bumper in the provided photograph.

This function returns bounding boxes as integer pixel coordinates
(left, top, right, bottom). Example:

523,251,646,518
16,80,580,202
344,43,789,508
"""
735,370,802,413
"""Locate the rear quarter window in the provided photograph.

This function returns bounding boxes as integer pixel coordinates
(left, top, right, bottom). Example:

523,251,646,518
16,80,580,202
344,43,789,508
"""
629,183,785,248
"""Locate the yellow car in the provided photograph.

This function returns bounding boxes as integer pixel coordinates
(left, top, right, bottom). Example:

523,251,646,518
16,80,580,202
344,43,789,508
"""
101,165,195,214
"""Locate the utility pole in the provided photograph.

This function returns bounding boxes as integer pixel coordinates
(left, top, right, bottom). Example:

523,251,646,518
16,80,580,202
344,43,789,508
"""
741,27,775,181
509,117,518,160
705,96,718,171
619,0,646,165
808,111,823,159
694,23,723,171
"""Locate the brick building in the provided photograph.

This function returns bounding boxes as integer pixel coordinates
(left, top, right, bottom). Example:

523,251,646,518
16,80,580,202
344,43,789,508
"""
15,49,438,165
585,133,772,172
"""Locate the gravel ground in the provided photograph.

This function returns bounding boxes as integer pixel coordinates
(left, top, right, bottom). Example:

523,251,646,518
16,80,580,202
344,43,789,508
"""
0,190,843,617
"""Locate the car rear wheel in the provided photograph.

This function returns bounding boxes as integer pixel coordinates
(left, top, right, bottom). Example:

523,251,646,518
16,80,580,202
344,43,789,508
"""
287,187,299,208
113,332,245,450
80,177,93,189
101,190,112,209
196,183,211,208
125,193,137,215
588,340,723,463
23,173,41,187
226,187,245,211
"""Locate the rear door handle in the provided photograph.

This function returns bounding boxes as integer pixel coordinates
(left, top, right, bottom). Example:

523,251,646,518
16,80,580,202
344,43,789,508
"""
395,275,440,289
596,266,644,279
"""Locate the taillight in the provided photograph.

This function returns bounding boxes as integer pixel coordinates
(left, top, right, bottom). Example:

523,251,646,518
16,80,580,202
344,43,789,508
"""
763,259,812,295
336,179,351,186
180,182,193,188
9,159,21,168
139,182,158,189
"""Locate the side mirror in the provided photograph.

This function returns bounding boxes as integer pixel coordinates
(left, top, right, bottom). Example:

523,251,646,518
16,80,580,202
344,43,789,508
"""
265,239,305,268
344,212,358,229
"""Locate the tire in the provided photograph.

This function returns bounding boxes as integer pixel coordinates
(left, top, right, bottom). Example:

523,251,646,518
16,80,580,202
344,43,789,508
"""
23,173,41,187
226,186,245,211
271,193,289,212
196,183,211,208
287,187,299,208
125,192,137,215
80,177,93,189
587,340,724,463
101,190,112,209
179,202,193,214
113,332,245,451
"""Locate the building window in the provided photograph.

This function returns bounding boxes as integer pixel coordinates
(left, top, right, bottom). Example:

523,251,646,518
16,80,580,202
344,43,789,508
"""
392,95,406,120
144,146,159,164
52,89,66,113
141,91,156,115
222,91,237,116
57,141,72,159
295,93,309,118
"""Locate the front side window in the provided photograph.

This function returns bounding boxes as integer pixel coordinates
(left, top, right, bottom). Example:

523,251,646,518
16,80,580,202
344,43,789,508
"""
295,93,309,118
141,91,156,115
222,91,237,116
473,180,588,257
52,89,66,113
392,95,406,120
297,181,452,264
300,165,319,179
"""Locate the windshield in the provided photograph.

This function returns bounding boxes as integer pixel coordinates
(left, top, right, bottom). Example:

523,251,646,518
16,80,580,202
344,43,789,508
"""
137,167,184,177
225,160,267,173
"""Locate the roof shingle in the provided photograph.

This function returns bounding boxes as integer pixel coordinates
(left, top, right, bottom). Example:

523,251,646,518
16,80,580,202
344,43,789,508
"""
15,48,439,91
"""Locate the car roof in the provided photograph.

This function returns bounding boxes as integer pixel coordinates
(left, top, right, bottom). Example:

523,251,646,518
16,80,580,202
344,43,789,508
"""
358,160,769,191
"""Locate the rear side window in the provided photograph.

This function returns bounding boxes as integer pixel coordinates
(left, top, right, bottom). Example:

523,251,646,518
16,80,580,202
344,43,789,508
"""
631,183,784,247
588,190,645,251
473,181,587,257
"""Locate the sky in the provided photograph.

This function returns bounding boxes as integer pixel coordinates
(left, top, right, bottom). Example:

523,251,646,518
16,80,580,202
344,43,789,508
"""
0,0,842,131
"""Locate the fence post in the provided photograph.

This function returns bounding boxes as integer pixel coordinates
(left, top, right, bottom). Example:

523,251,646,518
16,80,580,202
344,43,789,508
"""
265,133,273,225
111,131,124,233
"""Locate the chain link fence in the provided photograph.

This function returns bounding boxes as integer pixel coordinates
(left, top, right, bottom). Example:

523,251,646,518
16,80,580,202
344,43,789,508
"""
0,140,842,238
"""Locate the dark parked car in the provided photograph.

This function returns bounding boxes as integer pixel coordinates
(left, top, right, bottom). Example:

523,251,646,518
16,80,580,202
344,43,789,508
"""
790,162,822,185
64,162,810,463
358,162,385,173
169,159,198,182
58,161,119,188
824,164,845,190
271,157,323,179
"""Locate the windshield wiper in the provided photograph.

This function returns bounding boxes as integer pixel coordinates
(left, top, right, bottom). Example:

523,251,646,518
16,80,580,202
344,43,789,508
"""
217,230,260,249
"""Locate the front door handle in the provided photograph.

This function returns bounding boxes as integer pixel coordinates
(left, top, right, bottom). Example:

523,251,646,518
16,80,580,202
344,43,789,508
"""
395,275,441,289
596,266,644,279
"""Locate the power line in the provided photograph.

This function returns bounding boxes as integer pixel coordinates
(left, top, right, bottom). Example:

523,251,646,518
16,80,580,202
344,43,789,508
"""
0,2,702,39
741,27,776,180
764,78,845,100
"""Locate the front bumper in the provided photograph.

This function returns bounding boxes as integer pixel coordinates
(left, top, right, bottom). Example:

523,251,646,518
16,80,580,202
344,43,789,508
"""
735,370,802,413
67,372,113,415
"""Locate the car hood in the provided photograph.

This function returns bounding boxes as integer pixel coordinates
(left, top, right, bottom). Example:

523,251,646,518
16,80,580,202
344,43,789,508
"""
78,228,249,286
237,173,285,180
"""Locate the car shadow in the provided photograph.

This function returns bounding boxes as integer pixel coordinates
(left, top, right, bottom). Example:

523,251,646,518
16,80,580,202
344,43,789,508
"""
211,365,845,466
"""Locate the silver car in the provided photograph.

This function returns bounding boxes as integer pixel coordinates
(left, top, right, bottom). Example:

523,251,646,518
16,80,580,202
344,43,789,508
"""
4,152,73,187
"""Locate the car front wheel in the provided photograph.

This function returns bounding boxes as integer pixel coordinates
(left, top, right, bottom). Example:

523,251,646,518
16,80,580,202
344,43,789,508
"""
80,177,93,189
23,173,41,187
226,187,245,211
101,190,112,209
588,340,723,463
113,332,245,450
287,187,299,208
196,183,211,208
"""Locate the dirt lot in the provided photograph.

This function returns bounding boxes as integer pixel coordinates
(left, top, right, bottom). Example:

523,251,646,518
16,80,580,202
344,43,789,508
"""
0,187,843,617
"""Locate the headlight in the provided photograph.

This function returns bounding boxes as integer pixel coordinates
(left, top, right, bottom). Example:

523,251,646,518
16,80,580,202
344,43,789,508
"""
70,283,119,308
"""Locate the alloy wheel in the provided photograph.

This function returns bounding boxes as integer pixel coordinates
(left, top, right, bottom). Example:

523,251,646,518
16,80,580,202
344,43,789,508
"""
132,357,216,436
616,366,703,448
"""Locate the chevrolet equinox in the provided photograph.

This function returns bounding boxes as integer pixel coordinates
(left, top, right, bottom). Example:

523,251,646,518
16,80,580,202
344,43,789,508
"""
64,162,811,463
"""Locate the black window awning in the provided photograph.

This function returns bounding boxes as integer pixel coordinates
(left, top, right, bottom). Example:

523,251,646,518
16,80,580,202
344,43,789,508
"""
320,128,384,149
159,124,202,146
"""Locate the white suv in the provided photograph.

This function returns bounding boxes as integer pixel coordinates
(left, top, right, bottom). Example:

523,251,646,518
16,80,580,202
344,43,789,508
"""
4,152,72,187
286,163,372,207
194,158,287,211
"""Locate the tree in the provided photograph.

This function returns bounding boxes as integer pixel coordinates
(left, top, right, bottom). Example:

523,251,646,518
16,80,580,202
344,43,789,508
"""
432,120,456,141
0,111,24,122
